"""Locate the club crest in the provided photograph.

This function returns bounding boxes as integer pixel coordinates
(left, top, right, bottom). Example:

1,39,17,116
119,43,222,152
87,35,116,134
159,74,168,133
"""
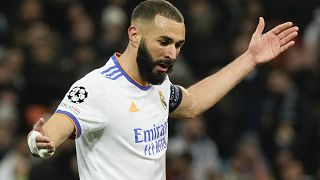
158,90,167,110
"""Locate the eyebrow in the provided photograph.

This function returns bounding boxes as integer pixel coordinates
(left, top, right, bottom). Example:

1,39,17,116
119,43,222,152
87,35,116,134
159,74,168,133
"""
159,36,185,45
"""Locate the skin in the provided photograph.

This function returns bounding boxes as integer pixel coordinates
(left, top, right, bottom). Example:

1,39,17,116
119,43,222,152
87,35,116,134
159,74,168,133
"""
29,15,299,156
119,15,185,86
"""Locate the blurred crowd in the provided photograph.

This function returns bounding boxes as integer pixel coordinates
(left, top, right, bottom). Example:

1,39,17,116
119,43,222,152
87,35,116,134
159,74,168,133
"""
0,0,319,179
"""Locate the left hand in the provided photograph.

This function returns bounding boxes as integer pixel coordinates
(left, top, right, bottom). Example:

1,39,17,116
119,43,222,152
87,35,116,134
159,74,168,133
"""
247,17,299,65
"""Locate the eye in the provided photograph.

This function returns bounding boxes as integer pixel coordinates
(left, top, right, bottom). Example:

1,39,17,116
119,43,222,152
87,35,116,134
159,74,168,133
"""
159,40,169,46
176,42,184,49
175,43,184,49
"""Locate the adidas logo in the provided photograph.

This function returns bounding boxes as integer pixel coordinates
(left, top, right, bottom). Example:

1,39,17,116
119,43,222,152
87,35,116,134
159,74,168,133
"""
128,102,139,112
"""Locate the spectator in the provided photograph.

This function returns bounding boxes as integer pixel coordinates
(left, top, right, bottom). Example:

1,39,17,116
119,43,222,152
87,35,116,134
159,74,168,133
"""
168,116,223,180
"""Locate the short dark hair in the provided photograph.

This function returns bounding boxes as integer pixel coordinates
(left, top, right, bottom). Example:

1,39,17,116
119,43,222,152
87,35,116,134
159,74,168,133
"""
131,0,184,23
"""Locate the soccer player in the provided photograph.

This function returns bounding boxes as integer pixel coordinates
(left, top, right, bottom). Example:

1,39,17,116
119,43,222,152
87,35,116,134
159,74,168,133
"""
27,0,299,179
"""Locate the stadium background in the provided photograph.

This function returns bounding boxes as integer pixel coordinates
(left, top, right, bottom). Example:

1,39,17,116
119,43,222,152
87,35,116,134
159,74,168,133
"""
0,0,319,179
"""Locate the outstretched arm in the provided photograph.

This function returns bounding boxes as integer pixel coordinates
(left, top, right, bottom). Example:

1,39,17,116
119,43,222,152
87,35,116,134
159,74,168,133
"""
170,17,299,119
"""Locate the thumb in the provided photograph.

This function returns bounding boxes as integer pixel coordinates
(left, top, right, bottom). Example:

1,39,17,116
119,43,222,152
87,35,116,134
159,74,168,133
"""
252,17,265,38
33,118,46,135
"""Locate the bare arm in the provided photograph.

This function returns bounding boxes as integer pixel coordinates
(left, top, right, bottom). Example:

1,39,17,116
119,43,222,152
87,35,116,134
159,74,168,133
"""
28,114,75,157
43,114,75,147
170,17,299,119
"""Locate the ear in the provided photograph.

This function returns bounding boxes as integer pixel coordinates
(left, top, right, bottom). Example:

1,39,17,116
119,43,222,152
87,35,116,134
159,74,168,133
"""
128,25,141,48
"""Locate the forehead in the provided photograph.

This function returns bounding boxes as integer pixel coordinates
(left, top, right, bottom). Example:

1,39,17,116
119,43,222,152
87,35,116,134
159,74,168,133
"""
145,14,185,41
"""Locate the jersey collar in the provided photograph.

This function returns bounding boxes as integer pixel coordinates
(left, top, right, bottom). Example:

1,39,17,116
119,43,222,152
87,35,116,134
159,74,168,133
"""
111,53,151,91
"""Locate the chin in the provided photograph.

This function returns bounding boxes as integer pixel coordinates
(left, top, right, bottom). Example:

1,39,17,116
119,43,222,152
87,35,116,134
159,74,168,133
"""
147,74,166,85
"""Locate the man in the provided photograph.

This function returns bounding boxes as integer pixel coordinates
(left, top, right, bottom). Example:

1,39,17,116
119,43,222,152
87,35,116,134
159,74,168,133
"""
27,0,299,179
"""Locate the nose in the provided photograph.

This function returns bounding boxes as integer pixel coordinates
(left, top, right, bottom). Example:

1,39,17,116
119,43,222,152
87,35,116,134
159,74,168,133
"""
164,44,177,60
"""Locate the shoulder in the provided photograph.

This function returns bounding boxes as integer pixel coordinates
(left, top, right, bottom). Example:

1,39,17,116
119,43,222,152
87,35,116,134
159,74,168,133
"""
76,58,117,88
74,70,105,90
67,67,113,103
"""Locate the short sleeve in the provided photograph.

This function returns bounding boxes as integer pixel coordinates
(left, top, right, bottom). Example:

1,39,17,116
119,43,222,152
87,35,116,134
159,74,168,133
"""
169,83,183,113
55,77,107,139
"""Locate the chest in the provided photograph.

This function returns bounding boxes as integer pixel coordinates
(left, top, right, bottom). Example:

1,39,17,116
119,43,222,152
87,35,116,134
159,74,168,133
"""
107,87,168,126
98,85,170,157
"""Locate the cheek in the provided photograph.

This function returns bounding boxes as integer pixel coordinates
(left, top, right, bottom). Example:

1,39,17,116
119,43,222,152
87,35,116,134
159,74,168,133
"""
176,48,181,55
148,43,166,59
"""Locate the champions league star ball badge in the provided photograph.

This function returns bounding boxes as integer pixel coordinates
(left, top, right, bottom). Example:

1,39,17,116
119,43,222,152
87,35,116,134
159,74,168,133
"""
67,86,88,104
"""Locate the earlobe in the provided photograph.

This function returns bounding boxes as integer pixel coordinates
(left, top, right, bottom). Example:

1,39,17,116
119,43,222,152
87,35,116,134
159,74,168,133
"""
128,25,141,48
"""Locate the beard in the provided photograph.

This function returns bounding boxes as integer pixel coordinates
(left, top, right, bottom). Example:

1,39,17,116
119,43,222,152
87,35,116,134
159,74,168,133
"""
136,39,174,85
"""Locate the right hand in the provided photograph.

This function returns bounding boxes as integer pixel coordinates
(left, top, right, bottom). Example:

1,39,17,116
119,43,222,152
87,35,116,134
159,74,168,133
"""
29,118,55,156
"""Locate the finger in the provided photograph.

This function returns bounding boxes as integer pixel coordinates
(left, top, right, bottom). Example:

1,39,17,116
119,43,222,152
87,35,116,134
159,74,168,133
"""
252,17,265,38
271,22,293,35
33,118,46,133
280,31,298,46
280,41,295,53
278,26,299,41
47,148,55,153
35,135,51,143
36,142,55,149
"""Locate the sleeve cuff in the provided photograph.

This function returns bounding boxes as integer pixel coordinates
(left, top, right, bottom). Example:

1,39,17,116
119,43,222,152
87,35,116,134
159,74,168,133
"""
55,109,82,139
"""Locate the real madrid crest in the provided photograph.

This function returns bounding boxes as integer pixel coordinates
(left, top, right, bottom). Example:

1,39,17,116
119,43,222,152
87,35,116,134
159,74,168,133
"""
158,90,167,110
67,86,88,104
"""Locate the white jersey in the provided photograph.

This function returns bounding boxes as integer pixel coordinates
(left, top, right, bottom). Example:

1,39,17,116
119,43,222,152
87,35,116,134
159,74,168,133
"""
55,53,182,180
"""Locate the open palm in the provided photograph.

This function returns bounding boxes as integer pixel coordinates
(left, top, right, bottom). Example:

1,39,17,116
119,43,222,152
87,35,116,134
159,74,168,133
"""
248,17,299,64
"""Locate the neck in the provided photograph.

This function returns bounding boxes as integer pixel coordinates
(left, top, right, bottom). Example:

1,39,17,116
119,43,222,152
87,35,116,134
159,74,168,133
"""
118,48,150,86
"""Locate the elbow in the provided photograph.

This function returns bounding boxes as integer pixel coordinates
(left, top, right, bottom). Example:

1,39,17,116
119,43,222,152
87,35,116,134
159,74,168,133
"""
184,111,198,119
171,107,199,120
182,95,201,119
182,106,200,120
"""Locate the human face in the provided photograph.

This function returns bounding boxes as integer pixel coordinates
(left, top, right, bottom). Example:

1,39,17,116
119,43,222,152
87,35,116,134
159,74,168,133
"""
137,15,185,85
137,38,171,84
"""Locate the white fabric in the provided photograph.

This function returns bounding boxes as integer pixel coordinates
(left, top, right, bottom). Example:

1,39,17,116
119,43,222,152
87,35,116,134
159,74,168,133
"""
56,54,172,180
27,130,54,158
27,130,41,155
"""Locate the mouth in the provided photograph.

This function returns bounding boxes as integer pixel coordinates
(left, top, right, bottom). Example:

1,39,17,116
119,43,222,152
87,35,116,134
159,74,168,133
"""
156,61,173,73
155,63,169,73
